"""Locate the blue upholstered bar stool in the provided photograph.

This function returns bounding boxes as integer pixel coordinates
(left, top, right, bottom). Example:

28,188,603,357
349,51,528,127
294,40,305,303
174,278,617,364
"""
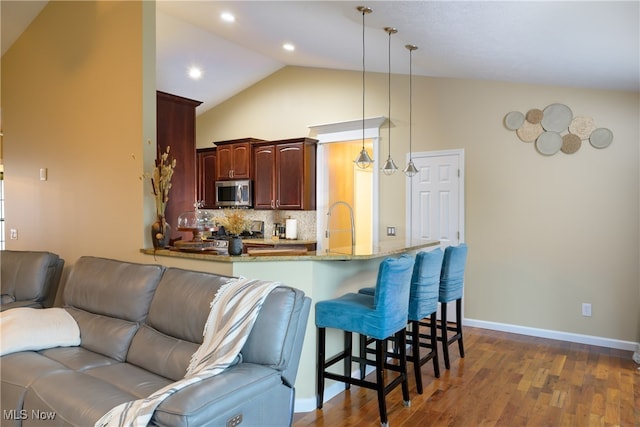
316,254,414,427
359,249,444,394
438,243,468,369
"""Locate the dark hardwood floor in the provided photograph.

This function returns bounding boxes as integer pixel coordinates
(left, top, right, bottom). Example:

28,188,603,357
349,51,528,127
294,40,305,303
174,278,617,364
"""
293,326,639,426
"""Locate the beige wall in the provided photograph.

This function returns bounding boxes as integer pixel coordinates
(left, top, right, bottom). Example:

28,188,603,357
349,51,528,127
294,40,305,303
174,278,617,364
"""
197,66,640,344
2,1,155,266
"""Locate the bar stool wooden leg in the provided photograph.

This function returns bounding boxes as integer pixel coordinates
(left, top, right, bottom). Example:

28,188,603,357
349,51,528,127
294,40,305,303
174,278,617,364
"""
316,327,326,409
359,334,366,380
456,298,465,358
344,331,352,390
441,302,451,370
397,330,410,406
375,339,388,426
429,312,441,379
409,321,423,394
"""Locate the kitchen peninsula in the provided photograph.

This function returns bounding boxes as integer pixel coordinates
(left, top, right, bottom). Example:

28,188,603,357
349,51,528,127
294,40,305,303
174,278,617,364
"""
141,239,439,411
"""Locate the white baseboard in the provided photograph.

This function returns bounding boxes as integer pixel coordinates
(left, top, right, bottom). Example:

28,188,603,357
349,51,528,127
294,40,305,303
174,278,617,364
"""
294,321,639,413
295,365,375,413
463,318,639,351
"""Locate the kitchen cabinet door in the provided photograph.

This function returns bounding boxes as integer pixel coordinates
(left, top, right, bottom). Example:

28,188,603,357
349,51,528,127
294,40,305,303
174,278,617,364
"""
253,144,276,209
253,138,317,210
215,145,233,181
197,148,216,208
230,143,251,179
276,143,306,209
214,138,262,180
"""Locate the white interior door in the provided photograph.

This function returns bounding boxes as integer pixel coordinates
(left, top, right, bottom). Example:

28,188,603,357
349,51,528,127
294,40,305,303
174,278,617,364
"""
406,149,465,318
406,150,464,247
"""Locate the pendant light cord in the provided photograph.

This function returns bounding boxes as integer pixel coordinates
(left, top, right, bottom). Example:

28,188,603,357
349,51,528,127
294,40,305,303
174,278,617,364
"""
388,30,392,155
361,8,366,147
409,47,413,160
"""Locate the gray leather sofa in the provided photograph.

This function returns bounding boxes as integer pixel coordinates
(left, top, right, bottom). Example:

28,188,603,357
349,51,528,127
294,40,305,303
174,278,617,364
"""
1,256,311,426
0,250,64,311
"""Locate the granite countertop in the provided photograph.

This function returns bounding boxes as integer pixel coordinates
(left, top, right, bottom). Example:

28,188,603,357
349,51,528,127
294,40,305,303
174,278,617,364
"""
141,240,439,262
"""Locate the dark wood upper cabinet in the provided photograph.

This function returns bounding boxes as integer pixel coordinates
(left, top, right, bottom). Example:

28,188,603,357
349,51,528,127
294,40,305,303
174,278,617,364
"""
156,91,202,240
196,147,216,209
214,138,264,180
253,138,317,210
253,144,276,209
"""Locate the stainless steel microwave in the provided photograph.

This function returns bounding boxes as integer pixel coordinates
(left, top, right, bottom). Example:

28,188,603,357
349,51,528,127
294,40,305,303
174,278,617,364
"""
215,180,252,207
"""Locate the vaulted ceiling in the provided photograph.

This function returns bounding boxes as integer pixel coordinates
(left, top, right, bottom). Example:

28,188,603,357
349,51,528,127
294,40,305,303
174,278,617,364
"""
3,1,639,115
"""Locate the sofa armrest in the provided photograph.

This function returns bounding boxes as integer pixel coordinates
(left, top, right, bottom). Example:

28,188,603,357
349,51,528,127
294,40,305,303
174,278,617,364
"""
241,287,311,387
151,364,293,427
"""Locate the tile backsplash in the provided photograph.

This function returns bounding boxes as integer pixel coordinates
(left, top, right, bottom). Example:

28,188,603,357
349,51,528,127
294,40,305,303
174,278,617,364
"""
205,209,317,241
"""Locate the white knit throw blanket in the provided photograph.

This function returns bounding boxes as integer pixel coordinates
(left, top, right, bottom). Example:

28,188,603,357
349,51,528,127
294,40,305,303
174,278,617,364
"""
95,278,281,427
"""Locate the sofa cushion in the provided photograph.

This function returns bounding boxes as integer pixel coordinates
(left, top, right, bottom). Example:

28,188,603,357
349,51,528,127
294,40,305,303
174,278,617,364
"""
23,370,142,426
63,257,164,322
127,268,232,380
65,307,139,362
127,324,200,381
62,257,164,361
40,346,121,372
0,351,70,418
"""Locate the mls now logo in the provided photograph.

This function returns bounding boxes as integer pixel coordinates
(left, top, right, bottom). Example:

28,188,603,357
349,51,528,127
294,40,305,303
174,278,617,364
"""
3,409,56,421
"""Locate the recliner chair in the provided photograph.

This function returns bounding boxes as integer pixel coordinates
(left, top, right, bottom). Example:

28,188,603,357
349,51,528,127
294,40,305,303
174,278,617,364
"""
0,250,64,311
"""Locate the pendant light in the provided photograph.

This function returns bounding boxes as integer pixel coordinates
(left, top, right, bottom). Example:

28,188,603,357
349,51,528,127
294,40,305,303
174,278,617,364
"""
381,27,398,175
354,6,374,169
403,44,419,177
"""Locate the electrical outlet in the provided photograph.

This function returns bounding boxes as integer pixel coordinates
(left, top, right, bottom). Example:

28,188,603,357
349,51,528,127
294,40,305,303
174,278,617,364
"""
10,229,18,240
387,226,396,236
581,303,592,317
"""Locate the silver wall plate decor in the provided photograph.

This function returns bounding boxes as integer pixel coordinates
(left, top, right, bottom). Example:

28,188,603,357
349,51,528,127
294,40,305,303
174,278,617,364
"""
536,131,563,155
589,128,614,149
541,103,573,132
504,104,612,156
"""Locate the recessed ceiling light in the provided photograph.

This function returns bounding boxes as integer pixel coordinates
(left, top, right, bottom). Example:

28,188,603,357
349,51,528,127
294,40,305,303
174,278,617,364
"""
221,12,235,23
283,43,295,52
189,66,203,80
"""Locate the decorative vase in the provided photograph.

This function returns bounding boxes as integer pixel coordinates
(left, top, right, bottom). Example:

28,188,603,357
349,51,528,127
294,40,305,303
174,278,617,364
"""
228,235,243,256
151,216,171,249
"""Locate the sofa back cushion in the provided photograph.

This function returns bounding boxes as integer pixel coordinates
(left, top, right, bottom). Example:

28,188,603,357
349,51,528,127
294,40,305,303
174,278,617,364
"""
63,257,164,361
127,268,233,380
0,250,62,309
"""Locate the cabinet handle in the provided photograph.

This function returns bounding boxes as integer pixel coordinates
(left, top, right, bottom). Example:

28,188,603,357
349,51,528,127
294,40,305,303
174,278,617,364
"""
276,200,280,208
271,200,275,209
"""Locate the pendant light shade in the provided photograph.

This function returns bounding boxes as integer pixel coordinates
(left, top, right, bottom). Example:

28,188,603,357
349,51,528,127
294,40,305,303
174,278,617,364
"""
355,147,374,169
404,44,419,178
354,6,374,169
381,27,398,176
404,160,418,176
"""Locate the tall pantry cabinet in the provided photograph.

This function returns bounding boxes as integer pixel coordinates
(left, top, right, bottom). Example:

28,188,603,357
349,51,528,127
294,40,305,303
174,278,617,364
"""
156,91,202,240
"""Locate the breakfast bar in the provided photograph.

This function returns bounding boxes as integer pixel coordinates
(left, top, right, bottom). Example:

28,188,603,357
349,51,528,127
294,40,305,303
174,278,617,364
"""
141,239,440,412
